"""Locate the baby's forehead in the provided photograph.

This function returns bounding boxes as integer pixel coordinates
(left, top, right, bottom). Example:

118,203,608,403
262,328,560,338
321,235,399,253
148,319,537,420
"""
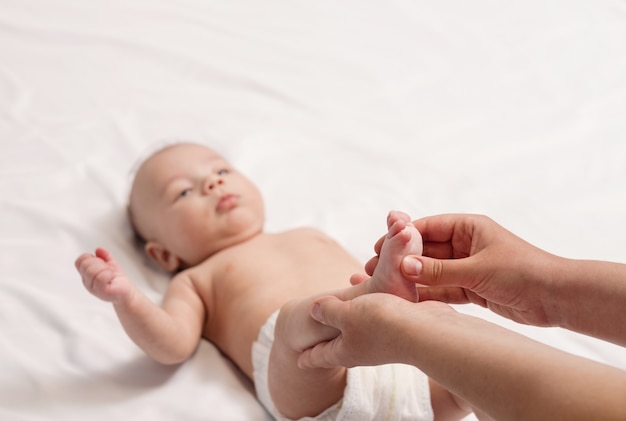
150,143,221,164
145,144,222,171
135,144,227,188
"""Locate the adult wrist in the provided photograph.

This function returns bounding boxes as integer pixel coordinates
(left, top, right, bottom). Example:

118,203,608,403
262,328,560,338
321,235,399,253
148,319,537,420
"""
548,258,626,345
521,252,568,328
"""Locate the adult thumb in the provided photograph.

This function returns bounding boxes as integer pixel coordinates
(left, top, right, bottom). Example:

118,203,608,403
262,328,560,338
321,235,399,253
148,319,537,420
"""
401,255,472,288
310,296,345,328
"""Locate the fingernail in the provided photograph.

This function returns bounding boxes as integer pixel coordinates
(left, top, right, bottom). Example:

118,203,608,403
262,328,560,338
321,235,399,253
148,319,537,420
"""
311,302,322,322
402,256,423,276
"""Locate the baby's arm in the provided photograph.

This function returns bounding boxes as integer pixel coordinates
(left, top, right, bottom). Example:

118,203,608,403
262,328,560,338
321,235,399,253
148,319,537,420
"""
75,247,205,364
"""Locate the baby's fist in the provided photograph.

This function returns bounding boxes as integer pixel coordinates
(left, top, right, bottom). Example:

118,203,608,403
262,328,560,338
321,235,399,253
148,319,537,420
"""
75,247,133,304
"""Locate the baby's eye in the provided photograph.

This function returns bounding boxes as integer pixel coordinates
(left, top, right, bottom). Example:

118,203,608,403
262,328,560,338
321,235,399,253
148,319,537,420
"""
178,188,192,198
217,168,229,176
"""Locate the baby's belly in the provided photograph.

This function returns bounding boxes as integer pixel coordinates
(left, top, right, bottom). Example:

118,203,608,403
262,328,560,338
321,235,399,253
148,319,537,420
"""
205,261,363,378
203,290,289,379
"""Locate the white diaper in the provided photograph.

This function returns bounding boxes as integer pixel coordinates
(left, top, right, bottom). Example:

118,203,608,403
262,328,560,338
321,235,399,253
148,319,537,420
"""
252,311,434,421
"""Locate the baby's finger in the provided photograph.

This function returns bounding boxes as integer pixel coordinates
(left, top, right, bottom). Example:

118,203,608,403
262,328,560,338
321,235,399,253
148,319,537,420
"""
80,259,110,289
95,247,125,274
95,247,113,262
74,253,94,270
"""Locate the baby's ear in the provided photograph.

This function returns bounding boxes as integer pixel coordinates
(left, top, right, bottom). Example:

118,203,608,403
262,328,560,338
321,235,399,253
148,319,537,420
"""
145,241,180,272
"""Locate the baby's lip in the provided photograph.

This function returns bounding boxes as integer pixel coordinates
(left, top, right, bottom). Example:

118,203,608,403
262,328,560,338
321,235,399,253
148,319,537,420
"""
216,194,239,212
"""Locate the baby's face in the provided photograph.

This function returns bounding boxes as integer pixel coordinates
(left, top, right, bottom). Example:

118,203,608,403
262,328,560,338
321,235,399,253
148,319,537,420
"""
130,143,265,269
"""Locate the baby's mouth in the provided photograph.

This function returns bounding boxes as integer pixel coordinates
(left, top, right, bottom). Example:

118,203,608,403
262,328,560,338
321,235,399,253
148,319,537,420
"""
216,194,239,212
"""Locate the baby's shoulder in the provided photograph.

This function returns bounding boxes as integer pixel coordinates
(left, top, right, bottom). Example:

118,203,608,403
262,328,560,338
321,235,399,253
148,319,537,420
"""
172,259,216,288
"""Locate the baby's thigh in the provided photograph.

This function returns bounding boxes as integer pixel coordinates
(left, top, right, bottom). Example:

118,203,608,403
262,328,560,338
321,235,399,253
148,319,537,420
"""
274,298,339,352
267,300,347,419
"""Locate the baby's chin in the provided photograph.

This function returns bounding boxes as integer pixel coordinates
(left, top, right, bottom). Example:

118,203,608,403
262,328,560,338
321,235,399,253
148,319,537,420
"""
182,226,265,268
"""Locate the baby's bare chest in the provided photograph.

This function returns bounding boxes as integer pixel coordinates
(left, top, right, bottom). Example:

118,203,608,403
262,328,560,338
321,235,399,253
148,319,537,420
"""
212,229,363,300
193,230,364,372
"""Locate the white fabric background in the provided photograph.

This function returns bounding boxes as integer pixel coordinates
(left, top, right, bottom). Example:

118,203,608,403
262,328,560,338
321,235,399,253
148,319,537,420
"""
1,1,625,419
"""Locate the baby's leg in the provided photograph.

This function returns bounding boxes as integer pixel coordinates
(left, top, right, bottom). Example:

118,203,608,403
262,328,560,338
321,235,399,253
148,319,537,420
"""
368,210,422,302
266,211,422,418
268,297,347,419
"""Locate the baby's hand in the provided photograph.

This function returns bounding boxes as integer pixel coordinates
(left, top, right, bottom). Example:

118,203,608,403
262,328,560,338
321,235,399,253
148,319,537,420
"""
75,247,134,304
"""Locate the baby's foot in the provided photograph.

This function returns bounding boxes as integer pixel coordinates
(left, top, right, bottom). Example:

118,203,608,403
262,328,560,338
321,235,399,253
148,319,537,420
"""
369,211,422,302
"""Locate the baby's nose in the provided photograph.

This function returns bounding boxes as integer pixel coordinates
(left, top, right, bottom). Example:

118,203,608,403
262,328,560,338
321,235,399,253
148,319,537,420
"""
206,178,224,191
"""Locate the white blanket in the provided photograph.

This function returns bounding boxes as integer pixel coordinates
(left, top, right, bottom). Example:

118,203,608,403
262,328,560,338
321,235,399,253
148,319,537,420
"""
1,1,625,420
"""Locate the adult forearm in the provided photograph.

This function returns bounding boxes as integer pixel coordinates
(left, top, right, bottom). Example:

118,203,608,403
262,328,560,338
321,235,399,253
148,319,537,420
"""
548,258,626,346
400,311,626,420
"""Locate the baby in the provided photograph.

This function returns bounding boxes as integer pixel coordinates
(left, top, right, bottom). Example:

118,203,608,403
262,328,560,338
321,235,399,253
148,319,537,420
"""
75,143,471,420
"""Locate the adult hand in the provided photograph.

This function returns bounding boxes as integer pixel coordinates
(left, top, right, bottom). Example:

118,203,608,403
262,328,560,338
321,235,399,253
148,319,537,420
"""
298,293,454,369
300,288,626,421
365,213,626,346
365,214,559,327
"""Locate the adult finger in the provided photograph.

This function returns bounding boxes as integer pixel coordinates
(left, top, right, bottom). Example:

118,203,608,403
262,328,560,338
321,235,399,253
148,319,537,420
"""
373,235,385,255
363,255,379,276
412,214,460,243
401,255,480,289
298,339,344,369
349,273,369,285
363,235,385,276
310,296,346,328
421,241,456,260
417,286,471,304
418,286,487,307
298,297,349,369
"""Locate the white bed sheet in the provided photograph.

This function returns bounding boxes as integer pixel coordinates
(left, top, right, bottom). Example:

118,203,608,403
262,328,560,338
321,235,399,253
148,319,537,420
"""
1,1,625,420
